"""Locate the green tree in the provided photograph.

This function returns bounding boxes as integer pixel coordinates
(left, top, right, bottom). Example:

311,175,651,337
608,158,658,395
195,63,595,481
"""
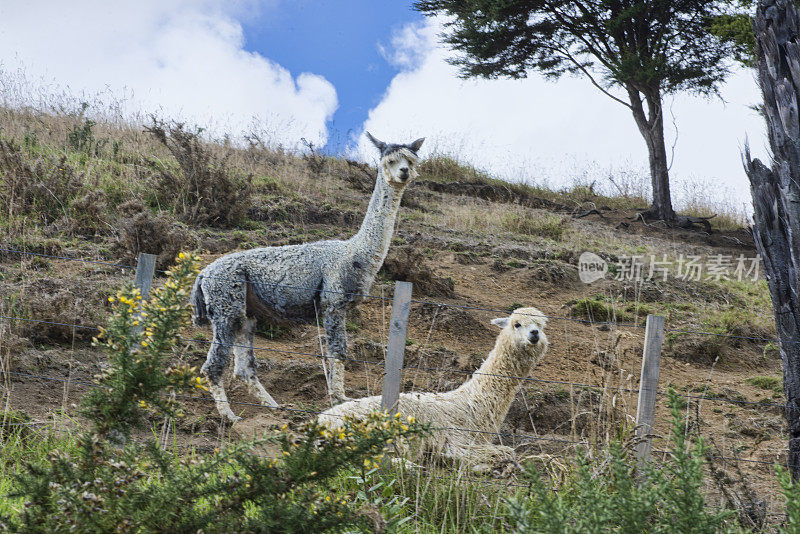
414,0,748,226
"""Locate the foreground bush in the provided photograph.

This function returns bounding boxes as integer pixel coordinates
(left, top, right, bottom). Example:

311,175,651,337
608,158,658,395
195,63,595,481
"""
0,253,422,533
508,392,738,533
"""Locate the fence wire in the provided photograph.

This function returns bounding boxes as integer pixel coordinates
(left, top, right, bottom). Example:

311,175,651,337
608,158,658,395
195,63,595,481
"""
3,246,790,344
1,309,794,418
2,245,798,509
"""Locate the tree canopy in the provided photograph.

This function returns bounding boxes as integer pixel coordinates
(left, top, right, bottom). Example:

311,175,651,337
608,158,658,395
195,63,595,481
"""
415,0,751,224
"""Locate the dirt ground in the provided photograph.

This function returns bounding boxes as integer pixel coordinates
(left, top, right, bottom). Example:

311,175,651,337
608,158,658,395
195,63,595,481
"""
0,184,787,523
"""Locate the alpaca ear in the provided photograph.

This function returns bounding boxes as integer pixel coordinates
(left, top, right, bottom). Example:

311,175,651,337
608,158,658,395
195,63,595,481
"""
365,131,386,152
408,137,425,153
491,317,509,328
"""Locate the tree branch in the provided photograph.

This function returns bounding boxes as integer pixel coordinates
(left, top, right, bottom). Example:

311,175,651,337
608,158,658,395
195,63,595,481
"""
549,44,633,109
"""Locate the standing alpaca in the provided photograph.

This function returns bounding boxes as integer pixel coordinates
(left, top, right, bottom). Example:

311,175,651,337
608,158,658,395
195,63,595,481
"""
317,307,549,465
192,133,425,422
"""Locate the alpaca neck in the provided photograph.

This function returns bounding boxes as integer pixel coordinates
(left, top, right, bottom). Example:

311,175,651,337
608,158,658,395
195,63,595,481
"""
457,336,541,426
349,171,403,272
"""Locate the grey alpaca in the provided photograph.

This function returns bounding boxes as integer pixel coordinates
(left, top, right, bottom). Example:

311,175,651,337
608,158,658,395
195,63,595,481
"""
191,133,425,422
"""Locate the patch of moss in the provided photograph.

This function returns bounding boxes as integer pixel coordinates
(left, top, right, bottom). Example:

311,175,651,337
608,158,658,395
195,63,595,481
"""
747,376,782,394
570,297,631,323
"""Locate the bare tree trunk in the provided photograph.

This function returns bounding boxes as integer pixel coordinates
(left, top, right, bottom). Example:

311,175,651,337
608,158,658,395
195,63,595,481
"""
746,0,800,480
628,85,677,223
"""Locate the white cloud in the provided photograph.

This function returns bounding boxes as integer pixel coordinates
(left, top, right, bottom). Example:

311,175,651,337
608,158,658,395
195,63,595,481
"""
0,0,337,147
358,19,768,214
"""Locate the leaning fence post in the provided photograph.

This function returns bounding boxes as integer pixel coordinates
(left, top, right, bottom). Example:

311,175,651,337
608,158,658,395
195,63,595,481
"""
380,281,413,415
635,314,665,473
134,253,157,299
133,253,156,336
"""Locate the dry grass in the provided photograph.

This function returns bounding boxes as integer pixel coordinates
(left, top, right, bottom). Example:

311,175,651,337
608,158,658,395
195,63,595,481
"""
419,153,750,231
675,179,751,230
417,201,569,242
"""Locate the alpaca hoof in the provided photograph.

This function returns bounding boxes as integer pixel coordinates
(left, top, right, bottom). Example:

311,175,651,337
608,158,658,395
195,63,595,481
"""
223,413,242,424
260,398,279,409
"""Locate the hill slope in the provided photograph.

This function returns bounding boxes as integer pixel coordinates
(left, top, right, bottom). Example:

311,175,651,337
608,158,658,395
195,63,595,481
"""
0,109,784,507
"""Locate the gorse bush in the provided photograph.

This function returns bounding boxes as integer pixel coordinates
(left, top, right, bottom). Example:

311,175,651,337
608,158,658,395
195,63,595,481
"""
82,253,203,439
0,252,424,533
508,391,736,534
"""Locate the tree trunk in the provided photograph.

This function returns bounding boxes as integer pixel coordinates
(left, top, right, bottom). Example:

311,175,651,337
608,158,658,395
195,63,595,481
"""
627,85,676,222
746,0,800,481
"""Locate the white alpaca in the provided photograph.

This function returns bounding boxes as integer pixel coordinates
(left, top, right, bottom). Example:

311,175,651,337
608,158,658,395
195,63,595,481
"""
317,307,549,464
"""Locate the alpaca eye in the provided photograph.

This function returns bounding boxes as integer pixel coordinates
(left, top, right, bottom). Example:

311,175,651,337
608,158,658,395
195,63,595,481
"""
514,322,521,328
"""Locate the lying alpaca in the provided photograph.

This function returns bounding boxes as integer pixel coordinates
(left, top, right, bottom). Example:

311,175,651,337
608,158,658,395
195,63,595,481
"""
317,307,549,465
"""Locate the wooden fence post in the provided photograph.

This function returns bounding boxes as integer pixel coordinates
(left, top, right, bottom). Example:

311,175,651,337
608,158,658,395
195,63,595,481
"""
134,253,157,299
133,253,156,336
380,281,413,414
635,314,665,473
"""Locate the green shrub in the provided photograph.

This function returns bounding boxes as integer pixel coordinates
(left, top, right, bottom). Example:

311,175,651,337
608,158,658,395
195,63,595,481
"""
778,466,800,534
67,118,97,154
0,253,424,532
145,121,252,227
747,376,782,394
701,309,771,341
570,297,631,323
508,390,735,533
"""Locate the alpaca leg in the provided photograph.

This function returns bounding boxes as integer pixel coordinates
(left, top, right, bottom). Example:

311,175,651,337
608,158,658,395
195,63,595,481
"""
208,382,240,424
202,319,240,423
233,317,278,408
322,308,348,403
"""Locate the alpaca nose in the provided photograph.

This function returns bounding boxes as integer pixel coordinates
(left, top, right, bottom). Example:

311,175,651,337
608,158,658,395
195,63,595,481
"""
528,330,539,343
399,167,409,180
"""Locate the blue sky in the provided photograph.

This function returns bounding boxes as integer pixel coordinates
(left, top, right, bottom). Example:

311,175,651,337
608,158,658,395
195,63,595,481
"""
241,1,423,153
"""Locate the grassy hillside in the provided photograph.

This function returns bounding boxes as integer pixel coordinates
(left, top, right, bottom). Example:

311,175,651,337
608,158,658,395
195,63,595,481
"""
0,104,790,530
